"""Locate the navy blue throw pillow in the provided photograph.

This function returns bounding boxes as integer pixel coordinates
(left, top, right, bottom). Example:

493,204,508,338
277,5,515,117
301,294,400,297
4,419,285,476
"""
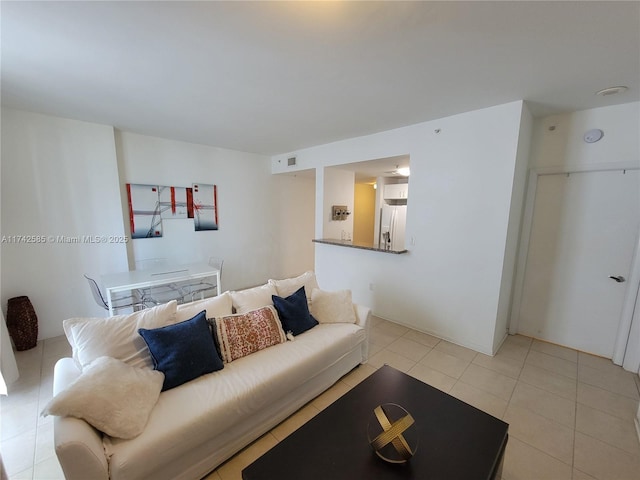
272,286,318,336
138,310,223,391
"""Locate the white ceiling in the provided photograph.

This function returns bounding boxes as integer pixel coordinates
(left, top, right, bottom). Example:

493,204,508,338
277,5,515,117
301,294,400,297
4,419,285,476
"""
2,1,638,156
347,155,410,183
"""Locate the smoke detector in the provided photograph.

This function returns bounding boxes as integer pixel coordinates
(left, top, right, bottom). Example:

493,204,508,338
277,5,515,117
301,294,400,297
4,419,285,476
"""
584,129,604,143
595,86,628,96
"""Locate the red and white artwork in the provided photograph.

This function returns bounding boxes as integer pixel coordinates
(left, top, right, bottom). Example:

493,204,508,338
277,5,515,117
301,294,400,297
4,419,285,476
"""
159,186,189,219
126,184,163,239
192,183,218,231
126,182,218,238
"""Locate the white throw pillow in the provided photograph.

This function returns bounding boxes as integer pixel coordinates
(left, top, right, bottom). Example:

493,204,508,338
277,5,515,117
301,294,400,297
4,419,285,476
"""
175,292,233,322
268,271,319,300
63,301,178,370
310,289,356,324
229,283,277,314
42,356,164,439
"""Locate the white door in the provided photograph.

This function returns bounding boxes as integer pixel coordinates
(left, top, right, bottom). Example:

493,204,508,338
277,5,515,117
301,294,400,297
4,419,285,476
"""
517,169,640,358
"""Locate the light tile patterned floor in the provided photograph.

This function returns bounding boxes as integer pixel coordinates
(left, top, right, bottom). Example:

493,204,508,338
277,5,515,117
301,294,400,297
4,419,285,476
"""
2,317,639,480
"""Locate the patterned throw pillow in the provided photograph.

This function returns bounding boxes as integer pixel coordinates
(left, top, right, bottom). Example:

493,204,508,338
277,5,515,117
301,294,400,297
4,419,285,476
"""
214,306,286,363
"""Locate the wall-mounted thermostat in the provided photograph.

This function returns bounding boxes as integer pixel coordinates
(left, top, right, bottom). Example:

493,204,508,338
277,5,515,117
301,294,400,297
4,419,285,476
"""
583,129,604,143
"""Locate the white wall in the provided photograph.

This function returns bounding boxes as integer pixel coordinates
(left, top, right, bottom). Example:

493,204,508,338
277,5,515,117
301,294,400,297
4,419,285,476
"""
492,105,533,352
273,101,529,355
1,110,315,340
1,109,127,339
0,111,20,386
115,131,315,291
323,168,355,240
272,172,316,278
530,102,640,170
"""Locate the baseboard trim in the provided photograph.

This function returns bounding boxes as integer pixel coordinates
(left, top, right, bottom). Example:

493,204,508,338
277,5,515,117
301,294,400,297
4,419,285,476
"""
371,314,494,356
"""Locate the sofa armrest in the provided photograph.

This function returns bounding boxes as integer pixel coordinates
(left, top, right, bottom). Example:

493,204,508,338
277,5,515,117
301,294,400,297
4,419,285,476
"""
354,304,371,328
354,304,371,362
53,358,109,480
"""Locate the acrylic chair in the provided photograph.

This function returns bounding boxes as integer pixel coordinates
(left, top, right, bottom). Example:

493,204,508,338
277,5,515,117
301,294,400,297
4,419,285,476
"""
180,257,223,302
84,275,148,313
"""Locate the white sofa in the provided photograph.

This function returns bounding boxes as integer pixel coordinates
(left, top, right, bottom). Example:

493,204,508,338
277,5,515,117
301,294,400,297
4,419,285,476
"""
52,276,371,480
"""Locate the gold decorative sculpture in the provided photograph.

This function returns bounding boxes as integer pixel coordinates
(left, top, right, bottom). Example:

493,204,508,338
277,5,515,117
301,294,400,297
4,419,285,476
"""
368,403,418,463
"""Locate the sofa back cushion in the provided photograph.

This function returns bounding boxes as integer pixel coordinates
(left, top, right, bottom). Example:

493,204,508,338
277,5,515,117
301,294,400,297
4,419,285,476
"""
229,283,277,314
268,271,319,303
63,301,178,370
175,292,233,322
214,306,286,363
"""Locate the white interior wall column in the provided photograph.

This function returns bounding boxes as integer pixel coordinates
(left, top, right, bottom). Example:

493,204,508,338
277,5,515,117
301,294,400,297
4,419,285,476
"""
0,311,19,389
0,127,18,388
314,167,325,238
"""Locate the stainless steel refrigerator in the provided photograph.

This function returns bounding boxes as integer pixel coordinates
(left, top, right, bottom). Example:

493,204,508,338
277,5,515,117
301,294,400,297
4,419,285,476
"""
379,204,407,251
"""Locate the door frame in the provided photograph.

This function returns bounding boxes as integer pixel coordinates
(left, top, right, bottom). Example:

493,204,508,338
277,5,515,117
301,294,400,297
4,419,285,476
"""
509,162,640,369
619,236,640,372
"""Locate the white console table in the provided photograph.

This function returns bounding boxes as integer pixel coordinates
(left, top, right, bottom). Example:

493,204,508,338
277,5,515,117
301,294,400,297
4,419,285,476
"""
101,262,221,316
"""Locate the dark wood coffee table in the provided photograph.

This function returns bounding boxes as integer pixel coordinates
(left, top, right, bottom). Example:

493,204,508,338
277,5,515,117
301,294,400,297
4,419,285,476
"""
242,365,508,480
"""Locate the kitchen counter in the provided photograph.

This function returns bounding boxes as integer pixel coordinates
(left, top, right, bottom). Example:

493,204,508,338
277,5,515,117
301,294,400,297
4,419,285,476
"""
312,238,408,254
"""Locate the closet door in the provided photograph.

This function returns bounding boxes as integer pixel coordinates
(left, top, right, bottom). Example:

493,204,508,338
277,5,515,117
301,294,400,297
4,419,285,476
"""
517,169,639,358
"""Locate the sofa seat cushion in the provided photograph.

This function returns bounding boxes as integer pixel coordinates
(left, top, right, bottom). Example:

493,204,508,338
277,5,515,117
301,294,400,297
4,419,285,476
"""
103,323,366,480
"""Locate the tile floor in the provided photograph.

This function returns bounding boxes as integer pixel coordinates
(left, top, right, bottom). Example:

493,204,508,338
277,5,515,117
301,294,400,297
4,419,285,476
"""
2,317,640,480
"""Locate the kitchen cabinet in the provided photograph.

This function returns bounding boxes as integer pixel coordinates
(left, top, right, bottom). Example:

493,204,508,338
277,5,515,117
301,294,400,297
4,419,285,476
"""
383,183,409,200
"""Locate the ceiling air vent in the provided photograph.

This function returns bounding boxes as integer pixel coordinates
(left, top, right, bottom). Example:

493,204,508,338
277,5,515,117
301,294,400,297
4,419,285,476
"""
287,156,297,167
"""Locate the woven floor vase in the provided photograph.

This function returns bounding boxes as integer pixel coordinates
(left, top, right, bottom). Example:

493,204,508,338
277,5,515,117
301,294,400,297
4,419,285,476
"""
6,296,38,351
